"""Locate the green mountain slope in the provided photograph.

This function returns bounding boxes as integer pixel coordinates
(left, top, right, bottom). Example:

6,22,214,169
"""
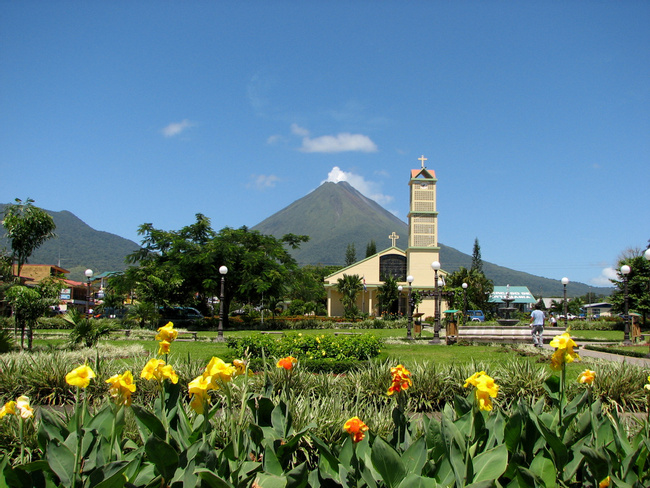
253,182,611,298
0,204,139,281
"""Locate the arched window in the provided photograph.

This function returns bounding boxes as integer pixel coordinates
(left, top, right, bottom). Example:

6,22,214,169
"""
379,254,407,281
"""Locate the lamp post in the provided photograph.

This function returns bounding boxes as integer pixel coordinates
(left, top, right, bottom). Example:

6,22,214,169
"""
462,282,468,325
218,265,228,342
430,261,441,344
398,285,403,316
406,276,414,340
84,269,93,316
621,265,631,345
561,277,569,327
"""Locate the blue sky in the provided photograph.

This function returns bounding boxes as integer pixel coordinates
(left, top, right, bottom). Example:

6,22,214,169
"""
1,1,648,288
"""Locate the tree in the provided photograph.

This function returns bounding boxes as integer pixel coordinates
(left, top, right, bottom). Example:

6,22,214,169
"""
365,240,377,258
335,274,362,319
444,266,494,315
376,274,399,316
5,277,62,349
609,247,650,325
122,216,308,329
2,198,56,278
345,243,357,266
470,238,483,273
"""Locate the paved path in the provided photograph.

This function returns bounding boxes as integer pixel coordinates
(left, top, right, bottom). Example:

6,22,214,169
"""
562,342,650,369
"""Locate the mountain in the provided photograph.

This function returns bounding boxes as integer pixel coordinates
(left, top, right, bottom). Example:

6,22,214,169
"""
0,203,140,282
253,181,611,298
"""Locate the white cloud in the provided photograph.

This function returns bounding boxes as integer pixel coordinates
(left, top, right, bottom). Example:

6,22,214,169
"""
323,166,393,206
291,123,310,137
266,134,283,145
300,132,378,153
161,119,194,137
589,267,618,287
248,174,280,190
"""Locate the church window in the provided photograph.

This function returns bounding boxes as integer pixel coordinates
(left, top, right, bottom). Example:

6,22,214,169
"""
379,254,407,281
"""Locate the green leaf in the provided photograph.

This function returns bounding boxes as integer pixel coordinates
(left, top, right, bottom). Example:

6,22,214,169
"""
262,440,283,476
397,473,439,488
402,437,427,476
580,447,610,485
471,444,507,484
132,405,166,441
503,410,522,452
529,452,556,487
285,462,309,488
144,435,178,481
89,461,129,488
195,468,234,488
45,440,76,488
371,436,406,488
254,473,286,488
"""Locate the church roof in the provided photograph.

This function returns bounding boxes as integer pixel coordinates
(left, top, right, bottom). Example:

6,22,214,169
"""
411,168,436,179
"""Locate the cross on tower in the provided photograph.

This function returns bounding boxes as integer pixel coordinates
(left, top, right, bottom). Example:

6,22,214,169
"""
389,232,399,247
418,155,427,168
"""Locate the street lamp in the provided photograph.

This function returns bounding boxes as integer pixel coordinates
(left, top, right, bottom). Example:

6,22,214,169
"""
217,265,228,342
406,276,414,340
561,277,569,327
621,265,631,345
397,285,403,316
462,282,468,324
84,269,93,315
430,261,441,344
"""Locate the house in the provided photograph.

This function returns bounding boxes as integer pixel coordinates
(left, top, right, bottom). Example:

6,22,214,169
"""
324,156,447,318
582,302,613,319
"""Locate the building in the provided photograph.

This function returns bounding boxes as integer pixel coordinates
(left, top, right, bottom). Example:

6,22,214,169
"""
489,286,536,313
10,263,96,313
582,302,613,319
324,156,447,318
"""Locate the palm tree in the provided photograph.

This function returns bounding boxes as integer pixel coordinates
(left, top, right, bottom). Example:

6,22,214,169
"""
376,275,399,316
335,274,363,319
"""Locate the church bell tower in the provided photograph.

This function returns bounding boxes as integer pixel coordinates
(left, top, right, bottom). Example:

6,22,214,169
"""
406,155,440,281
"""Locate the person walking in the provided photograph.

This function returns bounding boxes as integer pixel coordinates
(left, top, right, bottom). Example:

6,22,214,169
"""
530,305,545,348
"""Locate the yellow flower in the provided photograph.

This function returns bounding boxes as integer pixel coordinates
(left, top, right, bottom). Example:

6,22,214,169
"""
105,371,136,406
343,416,369,443
464,371,487,389
189,392,208,414
464,372,499,411
157,340,171,355
155,322,178,343
16,396,33,419
141,359,178,384
549,332,577,351
233,359,246,376
577,369,596,385
645,375,650,391
188,374,212,396
204,357,236,385
599,475,610,488
66,364,96,388
276,356,298,371
0,401,16,419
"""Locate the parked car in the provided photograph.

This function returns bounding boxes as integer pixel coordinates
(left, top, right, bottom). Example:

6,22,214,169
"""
559,313,577,321
466,310,485,322
159,307,204,327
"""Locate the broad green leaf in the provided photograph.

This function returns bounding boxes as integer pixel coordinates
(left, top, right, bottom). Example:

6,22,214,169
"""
144,435,178,481
402,437,427,475
89,461,129,488
503,410,522,452
254,473,286,488
285,462,309,488
580,446,609,484
195,468,234,488
131,405,165,441
471,444,507,484
371,436,406,488
529,452,556,487
262,440,283,476
45,440,75,488
397,473,439,488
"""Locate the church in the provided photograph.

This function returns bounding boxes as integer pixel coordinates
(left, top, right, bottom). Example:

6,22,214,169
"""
324,156,447,319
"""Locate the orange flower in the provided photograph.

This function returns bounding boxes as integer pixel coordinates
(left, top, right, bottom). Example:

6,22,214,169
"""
276,356,298,370
577,369,596,385
599,476,610,488
343,416,369,443
387,364,412,396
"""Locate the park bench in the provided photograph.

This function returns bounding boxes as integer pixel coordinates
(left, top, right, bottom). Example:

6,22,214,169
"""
260,331,284,335
452,325,567,344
